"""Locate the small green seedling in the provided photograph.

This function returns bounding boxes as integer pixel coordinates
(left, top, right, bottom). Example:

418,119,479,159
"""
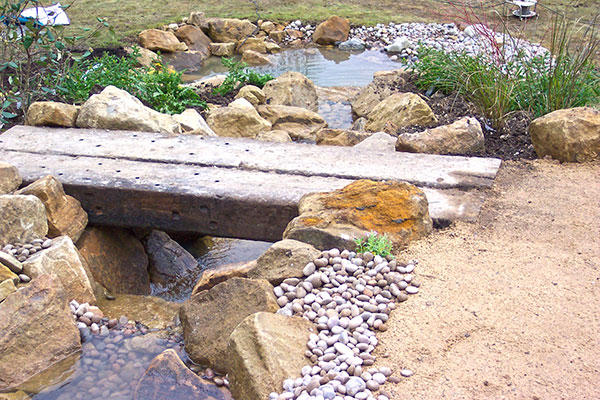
354,232,394,258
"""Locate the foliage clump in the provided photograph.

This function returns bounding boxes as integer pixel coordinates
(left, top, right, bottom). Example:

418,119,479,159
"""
213,57,274,96
355,232,394,258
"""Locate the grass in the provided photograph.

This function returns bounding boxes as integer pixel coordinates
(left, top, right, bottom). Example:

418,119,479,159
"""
355,232,394,257
65,0,600,61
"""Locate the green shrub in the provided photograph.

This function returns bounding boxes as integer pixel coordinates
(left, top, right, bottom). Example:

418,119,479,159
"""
57,48,206,114
354,232,394,258
213,57,274,96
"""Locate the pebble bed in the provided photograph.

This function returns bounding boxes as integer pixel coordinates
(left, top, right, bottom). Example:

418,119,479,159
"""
1,237,53,283
271,249,420,400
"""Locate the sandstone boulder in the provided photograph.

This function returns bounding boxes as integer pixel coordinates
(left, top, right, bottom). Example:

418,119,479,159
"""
247,240,320,284
0,279,16,303
207,19,257,43
180,277,278,372
263,71,319,112
268,30,288,42
0,274,81,392
227,312,314,400
316,128,371,147
241,49,271,66
209,42,236,57
396,116,484,155
284,179,433,250
23,236,95,304
234,85,266,106
351,117,368,131
351,69,411,118
189,12,208,30
125,46,158,68
192,260,256,295
256,104,326,141
0,195,48,246
77,227,151,295
236,37,267,54
313,16,350,45
98,294,180,330
16,175,88,242
173,109,216,136
0,265,18,285
207,98,272,138
25,101,79,127
0,251,22,274
175,25,212,56
353,131,397,152
76,86,181,135
529,107,600,162
265,42,281,53
134,349,227,400
0,162,21,195
143,230,198,285
256,130,293,143
260,21,276,33
139,29,186,52
365,93,437,133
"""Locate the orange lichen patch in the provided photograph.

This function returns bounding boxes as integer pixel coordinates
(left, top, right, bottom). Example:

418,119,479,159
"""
297,216,325,227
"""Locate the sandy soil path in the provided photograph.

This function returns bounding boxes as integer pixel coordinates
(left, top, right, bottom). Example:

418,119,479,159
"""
378,160,600,399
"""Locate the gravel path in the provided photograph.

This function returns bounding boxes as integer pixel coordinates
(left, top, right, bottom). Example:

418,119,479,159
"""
376,159,600,399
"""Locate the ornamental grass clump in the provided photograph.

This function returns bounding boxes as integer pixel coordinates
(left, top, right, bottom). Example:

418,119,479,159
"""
355,232,394,258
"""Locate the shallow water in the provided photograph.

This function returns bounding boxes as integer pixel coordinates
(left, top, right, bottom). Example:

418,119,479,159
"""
183,47,403,87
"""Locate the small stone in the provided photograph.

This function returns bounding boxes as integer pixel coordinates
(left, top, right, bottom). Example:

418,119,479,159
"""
400,369,414,377
19,274,31,282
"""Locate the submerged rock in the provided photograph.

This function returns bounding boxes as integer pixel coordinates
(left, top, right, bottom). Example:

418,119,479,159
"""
98,294,180,330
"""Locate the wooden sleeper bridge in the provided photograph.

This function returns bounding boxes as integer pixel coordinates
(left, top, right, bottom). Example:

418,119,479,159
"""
0,126,502,242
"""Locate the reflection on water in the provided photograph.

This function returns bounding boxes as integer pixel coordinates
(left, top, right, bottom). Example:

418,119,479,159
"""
151,237,272,302
183,47,403,87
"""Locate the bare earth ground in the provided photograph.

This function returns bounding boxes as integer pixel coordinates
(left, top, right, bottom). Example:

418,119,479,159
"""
377,159,600,399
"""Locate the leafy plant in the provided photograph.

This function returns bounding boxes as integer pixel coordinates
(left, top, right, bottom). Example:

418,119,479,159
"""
213,57,274,95
354,232,394,258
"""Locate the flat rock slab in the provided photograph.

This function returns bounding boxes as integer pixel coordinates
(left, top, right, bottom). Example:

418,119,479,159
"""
0,126,502,241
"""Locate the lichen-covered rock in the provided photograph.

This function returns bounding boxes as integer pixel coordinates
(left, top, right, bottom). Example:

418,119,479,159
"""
209,42,236,57
396,117,484,155
283,179,433,250
0,274,81,392
529,107,600,162
262,71,319,112
0,162,21,195
256,104,326,141
77,226,151,295
173,109,216,136
139,29,186,52
351,69,411,118
143,230,198,285
0,195,48,246
207,18,257,43
134,349,227,400
226,312,314,400
76,86,181,135
316,128,371,147
207,98,271,138
25,101,79,128
180,277,278,372
234,85,266,106
313,16,350,45
23,236,95,304
16,175,88,242
365,93,437,133
247,239,320,284
192,260,256,295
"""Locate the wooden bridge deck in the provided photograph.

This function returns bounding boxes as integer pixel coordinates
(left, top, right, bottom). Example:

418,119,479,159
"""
0,126,502,241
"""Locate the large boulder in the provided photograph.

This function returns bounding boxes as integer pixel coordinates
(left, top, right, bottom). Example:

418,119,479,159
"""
247,239,320,285
262,71,319,112
134,349,227,400
143,230,198,285
180,277,278,372
207,18,257,43
206,98,272,138
353,131,397,152
174,25,212,55
0,195,48,246
77,227,151,295
16,175,88,242
241,49,272,66
313,16,350,45
256,104,326,141
0,274,81,392
139,29,186,52
76,86,181,135
529,107,600,162
283,179,433,250
98,294,180,330
316,128,371,147
25,101,79,128
351,69,411,118
0,162,21,195
227,312,314,400
192,260,256,295
365,93,437,133
23,236,95,304
396,116,485,155
173,109,216,136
